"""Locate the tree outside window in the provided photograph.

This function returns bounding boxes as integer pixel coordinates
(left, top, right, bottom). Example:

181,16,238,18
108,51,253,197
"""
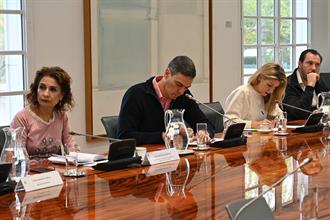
242,0,310,84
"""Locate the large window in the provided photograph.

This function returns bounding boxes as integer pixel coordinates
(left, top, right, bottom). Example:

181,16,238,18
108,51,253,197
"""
242,0,310,83
0,0,26,126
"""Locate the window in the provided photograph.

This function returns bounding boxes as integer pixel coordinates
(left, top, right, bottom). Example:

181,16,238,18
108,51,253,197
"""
0,0,26,126
242,0,310,83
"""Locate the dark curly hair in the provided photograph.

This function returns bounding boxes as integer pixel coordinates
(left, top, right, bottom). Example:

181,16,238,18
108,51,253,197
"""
26,66,74,112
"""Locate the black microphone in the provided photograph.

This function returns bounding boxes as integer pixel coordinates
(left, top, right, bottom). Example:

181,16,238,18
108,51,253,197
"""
275,100,312,114
69,131,121,142
185,94,247,147
229,157,313,220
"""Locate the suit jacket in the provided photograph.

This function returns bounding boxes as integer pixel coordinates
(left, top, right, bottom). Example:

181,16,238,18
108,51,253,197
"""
283,68,328,120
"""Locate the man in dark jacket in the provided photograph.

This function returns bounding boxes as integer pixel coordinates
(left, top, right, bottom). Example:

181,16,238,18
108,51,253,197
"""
283,49,328,120
118,56,215,145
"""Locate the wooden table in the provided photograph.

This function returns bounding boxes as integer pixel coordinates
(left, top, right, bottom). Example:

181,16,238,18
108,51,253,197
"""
1,128,330,219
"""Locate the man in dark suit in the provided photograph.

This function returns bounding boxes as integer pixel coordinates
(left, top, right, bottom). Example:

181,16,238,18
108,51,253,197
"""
283,49,328,120
117,55,214,145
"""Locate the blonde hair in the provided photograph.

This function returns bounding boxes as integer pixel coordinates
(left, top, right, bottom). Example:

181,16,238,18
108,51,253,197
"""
248,63,287,114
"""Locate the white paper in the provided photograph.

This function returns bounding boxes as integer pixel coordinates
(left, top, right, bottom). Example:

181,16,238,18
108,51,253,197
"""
74,152,107,162
48,152,107,164
287,125,303,129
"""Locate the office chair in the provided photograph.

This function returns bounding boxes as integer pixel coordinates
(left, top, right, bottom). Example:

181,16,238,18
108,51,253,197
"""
0,126,9,155
198,102,224,132
320,73,330,90
101,116,119,140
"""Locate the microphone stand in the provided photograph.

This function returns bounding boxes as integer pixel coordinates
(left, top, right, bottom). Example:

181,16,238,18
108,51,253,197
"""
232,157,313,220
276,101,312,114
185,94,247,147
185,94,239,123
69,131,121,142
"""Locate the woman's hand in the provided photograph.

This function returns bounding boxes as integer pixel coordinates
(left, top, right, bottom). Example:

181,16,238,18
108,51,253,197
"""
252,119,272,129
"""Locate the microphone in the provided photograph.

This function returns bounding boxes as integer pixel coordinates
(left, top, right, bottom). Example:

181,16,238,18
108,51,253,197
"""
230,157,313,220
69,131,121,142
275,100,312,114
69,132,142,171
185,94,247,147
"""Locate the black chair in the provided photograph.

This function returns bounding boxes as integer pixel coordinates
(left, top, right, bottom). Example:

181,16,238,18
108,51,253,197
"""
101,116,119,140
198,102,224,132
320,73,330,90
0,126,9,155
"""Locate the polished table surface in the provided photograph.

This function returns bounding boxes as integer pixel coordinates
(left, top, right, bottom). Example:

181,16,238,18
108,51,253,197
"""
1,127,330,219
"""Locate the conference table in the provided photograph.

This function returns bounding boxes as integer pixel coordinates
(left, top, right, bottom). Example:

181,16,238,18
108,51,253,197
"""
0,126,330,219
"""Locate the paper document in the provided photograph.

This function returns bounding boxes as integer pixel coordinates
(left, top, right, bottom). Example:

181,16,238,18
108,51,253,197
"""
48,152,107,165
287,125,303,129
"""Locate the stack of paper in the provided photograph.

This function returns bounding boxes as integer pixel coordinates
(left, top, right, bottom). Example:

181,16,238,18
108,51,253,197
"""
48,152,107,165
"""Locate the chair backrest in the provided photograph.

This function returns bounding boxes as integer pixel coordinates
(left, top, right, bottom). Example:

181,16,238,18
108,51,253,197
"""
320,73,330,90
101,116,119,140
198,102,224,132
0,126,9,155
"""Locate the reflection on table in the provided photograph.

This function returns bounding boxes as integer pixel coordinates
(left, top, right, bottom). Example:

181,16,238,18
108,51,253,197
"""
1,128,330,219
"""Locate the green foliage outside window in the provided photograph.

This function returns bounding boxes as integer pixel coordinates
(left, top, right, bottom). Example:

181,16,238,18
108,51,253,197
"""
243,0,306,73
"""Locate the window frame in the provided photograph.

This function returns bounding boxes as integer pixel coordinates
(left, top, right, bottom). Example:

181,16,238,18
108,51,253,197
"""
241,0,311,83
0,0,28,126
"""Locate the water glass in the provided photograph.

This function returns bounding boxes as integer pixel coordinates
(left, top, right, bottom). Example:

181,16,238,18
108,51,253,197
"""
278,112,287,134
321,121,330,153
63,144,85,177
196,123,209,150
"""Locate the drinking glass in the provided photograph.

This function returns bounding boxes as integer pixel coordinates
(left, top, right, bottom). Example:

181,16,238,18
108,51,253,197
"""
196,123,209,150
63,144,85,177
321,121,330,154
278,112,287,134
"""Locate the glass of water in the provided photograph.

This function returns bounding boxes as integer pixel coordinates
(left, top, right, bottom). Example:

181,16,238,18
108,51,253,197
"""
63,144,85,177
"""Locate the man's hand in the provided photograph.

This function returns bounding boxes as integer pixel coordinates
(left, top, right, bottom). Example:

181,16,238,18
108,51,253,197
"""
306,72,320,87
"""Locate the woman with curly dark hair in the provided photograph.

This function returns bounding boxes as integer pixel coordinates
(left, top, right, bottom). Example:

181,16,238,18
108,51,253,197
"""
11,66,78,159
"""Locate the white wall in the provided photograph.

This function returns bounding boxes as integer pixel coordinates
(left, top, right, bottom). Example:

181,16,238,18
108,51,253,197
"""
212,0,242,105
27,0,107,153
26,0,330,153
312,0,330,72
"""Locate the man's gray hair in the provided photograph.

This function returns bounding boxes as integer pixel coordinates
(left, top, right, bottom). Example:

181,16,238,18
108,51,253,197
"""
168,56,196,78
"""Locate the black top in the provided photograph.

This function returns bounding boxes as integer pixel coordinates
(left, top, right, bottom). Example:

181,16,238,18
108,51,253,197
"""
283,68,328,120
118,77,215,145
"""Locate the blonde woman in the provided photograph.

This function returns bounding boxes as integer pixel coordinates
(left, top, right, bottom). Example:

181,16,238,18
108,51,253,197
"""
224,63,287,129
